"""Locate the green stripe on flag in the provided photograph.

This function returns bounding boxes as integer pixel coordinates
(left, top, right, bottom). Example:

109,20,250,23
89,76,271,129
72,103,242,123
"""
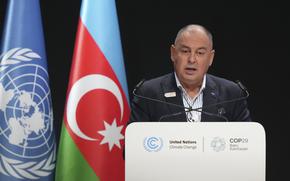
55,123,99,181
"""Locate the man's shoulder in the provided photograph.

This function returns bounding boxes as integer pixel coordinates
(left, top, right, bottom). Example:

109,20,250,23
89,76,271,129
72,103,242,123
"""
207,74,236,86
143,73,172,86
206,74,242,95
137,73,174,94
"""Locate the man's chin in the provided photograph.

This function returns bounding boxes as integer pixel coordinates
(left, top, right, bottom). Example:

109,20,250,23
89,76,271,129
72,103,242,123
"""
180,77,203,87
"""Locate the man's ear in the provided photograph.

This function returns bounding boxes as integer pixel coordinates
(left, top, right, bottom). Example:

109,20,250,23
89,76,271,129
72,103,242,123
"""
170,44,176,63
209,49,215,66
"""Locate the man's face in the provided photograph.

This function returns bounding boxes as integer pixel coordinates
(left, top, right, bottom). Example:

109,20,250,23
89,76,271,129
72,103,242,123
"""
171,30,215,88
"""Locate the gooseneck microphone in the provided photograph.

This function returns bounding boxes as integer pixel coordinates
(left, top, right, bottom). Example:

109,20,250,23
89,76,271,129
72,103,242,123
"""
158,108,229,122
132,79,250,122
236,80,249,97
132,79,192,112
191,80,249,112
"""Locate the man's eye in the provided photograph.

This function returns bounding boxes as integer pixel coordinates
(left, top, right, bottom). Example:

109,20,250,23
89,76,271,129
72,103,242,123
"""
197,51,206,55
180,49,190,53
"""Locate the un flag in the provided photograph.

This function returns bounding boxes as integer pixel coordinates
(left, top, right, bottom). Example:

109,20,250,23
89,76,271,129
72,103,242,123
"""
0,1,56,181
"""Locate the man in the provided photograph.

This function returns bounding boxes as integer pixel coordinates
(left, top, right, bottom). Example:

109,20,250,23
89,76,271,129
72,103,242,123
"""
129,24,251,123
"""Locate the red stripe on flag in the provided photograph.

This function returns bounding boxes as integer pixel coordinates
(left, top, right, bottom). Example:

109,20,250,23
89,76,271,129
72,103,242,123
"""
64,19,129,181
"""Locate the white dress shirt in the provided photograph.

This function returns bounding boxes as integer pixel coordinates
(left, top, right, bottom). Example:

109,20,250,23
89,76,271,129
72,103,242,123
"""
174,73,206,122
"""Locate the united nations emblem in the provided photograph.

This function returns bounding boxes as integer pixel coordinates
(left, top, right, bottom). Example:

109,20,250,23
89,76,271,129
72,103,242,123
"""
143,136,163,152
0,48,55,179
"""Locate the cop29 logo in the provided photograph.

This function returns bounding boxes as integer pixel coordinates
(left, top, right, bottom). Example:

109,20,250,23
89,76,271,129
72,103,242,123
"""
210,137,226,152
143,136,163,152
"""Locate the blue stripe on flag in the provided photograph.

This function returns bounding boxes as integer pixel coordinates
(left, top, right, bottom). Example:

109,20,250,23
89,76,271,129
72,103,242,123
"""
80,0,129,100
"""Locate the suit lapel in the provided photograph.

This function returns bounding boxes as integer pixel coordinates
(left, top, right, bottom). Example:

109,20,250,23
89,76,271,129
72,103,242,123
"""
201,75,220,122
160,73,187,122
158,73,223,122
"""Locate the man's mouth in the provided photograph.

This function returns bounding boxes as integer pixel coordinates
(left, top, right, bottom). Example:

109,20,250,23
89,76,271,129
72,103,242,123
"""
185,67,197,74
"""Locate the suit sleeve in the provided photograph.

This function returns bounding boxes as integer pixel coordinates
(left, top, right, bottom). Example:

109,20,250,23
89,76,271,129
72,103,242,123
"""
124,87,151,160
231,88,252,122
128,87,151,124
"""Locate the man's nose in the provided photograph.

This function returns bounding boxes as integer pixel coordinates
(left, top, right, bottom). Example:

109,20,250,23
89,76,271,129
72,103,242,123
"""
188,52,197,63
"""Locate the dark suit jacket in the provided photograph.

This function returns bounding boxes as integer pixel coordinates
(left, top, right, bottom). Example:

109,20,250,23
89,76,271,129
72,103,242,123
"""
129,73,251,123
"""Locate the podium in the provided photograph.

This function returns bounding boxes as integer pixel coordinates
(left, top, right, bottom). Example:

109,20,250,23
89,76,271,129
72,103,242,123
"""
125,122,265,181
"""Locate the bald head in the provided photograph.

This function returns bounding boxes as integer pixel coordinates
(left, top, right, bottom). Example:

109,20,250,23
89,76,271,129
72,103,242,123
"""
174,24,213,49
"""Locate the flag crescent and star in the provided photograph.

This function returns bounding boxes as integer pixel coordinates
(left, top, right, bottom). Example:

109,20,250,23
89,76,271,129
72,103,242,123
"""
66,74,124,142
56,0,130,180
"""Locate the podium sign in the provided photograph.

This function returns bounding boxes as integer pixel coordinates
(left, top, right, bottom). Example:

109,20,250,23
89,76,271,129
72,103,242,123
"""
125,122,265,181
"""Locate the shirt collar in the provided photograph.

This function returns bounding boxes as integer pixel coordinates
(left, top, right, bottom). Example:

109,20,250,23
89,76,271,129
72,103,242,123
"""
174,72,207,94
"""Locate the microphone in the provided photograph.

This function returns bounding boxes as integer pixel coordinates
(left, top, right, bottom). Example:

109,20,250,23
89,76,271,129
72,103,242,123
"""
133,79,191,111
191,80,249,112
132,79,231,122
158,108,229,122
133,78,146,93
236,80,249,97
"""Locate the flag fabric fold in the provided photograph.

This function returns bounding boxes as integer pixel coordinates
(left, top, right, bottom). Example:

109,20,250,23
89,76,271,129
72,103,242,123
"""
55,0,130,181
0,0,56,181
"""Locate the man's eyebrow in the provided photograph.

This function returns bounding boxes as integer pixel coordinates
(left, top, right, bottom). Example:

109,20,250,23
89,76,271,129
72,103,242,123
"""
196,47,208,51
178,45,208,51
177,44,190,49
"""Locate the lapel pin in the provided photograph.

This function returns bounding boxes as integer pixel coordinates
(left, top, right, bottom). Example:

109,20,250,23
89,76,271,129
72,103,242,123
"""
164,92,176,98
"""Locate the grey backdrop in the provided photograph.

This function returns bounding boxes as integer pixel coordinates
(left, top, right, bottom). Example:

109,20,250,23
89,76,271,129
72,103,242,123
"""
1,0,289,180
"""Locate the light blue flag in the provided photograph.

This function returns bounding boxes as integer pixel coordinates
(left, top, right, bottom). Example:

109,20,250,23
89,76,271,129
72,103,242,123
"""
0,0,56,180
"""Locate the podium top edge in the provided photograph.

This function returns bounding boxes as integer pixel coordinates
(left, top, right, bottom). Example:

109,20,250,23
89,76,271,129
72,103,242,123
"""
126,122,265,134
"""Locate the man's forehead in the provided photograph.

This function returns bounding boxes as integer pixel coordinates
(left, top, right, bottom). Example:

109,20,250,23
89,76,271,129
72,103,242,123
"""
175,31,212,49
